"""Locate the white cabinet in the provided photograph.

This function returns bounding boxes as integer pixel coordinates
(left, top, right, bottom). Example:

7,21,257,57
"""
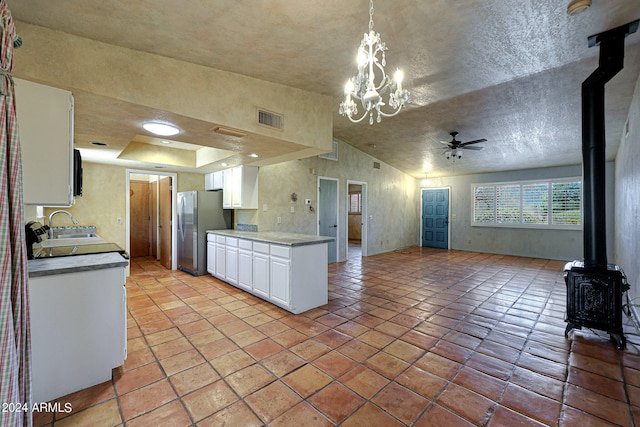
222,165,259,209
270,247,291,307
30,266,126,402
225,237,238,285
207,232,328,314
252,243,270,298
238,239,253,291
214,236,226,279
206,234,216,275
15,78,75,206
204,171,224,191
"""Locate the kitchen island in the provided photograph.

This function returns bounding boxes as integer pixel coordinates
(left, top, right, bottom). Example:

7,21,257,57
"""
28,253,128,403
206,230,333,314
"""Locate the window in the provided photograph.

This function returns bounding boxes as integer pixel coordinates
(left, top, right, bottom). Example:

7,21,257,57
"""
349,192,362,214
472,178,581,229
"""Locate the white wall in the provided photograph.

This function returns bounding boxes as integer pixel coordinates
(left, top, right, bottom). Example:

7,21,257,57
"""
424,163,615,261
615,73,640,303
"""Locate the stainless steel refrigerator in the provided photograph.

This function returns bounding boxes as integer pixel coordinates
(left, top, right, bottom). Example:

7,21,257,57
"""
177,190,231,276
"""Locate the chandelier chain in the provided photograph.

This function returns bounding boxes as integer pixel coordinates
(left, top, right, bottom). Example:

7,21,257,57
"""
369,0,374,33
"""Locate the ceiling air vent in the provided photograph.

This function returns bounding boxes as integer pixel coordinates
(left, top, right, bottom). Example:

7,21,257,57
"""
319,140,338,161
257,109,283,130
373,161,381,169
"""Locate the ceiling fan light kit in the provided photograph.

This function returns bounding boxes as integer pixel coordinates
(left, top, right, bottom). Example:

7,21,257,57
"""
440,131,487,162
339,0,410,125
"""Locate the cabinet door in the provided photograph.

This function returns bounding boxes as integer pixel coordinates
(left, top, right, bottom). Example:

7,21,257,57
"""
207,242,216,275
270,256,290,307
215,243,226,279
16,78,74,206
231,167,243,208
252,253,270,298
222,168,233,208
225,246,238,285
238,249,252,291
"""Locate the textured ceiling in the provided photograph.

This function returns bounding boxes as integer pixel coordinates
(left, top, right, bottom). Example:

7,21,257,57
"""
9,0,640,177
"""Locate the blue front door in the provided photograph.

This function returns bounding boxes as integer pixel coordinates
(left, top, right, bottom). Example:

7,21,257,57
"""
422,189,449,249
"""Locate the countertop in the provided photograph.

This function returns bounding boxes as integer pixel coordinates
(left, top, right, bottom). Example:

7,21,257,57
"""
206,230,334,246
28,252,129,278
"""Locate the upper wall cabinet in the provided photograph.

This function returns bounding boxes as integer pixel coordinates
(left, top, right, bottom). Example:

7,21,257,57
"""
204,171,224,191
15,78,75,206
222,165,259,209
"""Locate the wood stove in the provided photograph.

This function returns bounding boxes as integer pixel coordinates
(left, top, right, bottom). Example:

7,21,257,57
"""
564,20,637,349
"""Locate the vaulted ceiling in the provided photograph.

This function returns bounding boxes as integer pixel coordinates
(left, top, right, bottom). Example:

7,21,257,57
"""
9,0,640,178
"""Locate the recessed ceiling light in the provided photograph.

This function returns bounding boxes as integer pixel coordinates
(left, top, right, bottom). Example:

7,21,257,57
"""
160,140,172,144
220,162,228,167
567,0,591,15
90,141,108,146
248,153,259,158
143,122,180,136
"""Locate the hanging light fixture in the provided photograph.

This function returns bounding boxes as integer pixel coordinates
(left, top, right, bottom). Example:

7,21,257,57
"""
339,0,410,125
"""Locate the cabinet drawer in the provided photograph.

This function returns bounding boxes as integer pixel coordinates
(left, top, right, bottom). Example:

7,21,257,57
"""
270,244,290,259
216,235,226,244
254,242,270,254
226,237,238,247
207,233,217,243
238,239,252,250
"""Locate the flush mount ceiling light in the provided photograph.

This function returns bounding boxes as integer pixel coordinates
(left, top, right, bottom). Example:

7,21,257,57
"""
248,153,259,158
567,0,591,16
339,0,410,125
142,122,180,136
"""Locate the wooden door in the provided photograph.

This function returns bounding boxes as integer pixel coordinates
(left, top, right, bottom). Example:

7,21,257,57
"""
150,180,158,258
130,180,150,257
159,177,172,269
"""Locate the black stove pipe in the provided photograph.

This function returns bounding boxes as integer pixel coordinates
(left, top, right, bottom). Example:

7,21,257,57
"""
581,20,638,270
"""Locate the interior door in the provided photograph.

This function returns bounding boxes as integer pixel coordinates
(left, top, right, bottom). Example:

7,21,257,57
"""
159,177,172,269
422,188,449,249
150,180,158,258
319,178,338,263
130,180,150,257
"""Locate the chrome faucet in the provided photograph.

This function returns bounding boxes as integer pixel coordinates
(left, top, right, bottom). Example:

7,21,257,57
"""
48,210,79,238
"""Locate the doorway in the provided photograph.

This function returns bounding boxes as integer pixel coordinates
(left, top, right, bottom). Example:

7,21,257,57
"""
318,177,338,263
126,170,178,270
421,188,450,249
346,180,368,259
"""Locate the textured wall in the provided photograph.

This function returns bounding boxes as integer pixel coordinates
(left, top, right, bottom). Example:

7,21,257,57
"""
236,140,420,261
41,162,204,249
615,73,640,304
423,163,615,261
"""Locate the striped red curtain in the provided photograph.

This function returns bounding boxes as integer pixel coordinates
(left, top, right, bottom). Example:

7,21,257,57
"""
0,1,32,426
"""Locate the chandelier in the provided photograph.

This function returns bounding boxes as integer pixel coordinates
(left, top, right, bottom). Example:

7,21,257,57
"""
339,0,410,125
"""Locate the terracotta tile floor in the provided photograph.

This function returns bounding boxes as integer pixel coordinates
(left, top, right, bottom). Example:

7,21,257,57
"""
34,248,640,426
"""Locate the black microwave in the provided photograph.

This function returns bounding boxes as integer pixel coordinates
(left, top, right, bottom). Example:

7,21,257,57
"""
73,148,82,197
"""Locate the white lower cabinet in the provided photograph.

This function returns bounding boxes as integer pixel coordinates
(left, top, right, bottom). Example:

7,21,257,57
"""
225,238,238,285
206,239,216,275
237,239,253,291
207,232,328,314
252,252,270,298
270,245,291,307
30,266,126,403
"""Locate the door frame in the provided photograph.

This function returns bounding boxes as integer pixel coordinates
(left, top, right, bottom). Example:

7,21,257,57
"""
317,176,339,263
346,180,368,257
420,186,451,249
126,169,178,270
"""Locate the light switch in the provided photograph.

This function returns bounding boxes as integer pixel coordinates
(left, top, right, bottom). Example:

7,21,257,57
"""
263,204,268,212
290,206,295,213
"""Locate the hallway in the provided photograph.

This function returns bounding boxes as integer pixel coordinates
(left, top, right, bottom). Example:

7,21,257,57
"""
34,248,640,426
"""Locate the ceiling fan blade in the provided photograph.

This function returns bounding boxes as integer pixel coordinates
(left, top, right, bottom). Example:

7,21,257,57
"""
461,145,483,150
459,138,487,146
438,140,451,146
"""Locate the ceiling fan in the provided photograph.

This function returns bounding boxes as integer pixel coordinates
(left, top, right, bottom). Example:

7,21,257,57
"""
439,131,487,160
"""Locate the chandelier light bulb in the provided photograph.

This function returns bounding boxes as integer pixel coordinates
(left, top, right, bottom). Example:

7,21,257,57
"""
339,0,410,125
